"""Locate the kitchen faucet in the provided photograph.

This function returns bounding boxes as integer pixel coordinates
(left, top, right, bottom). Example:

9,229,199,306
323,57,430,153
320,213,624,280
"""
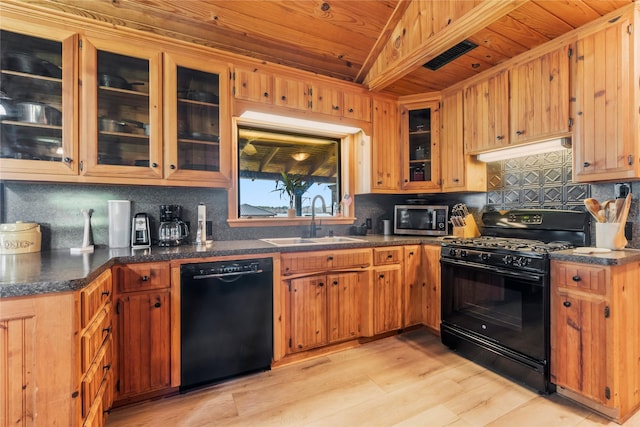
309,195,326,237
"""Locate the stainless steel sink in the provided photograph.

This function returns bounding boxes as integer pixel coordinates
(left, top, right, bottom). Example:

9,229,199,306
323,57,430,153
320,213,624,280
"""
260,236,366,246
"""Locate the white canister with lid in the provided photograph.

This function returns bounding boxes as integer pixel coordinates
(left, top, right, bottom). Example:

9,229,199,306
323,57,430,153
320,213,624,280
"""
0,221,42,254
108,200,131,248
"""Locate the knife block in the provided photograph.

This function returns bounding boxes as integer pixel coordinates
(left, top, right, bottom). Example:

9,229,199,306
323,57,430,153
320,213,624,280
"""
452,214,481,238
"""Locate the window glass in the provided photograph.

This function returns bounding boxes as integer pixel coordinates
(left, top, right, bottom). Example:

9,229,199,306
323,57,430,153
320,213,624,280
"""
237,126,341,218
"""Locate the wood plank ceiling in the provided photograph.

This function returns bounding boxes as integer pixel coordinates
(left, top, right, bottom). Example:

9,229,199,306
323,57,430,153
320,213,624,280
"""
22,0,633,96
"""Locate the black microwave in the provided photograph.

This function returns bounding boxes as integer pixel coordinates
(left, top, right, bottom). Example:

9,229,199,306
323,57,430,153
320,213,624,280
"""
394,205,448,236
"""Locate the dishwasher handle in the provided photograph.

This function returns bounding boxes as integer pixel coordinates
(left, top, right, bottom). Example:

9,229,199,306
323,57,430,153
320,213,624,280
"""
192,269,265,282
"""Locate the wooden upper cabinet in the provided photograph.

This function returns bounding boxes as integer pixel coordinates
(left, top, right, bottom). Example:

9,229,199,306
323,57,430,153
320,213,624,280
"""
274,75,308,110
163,50,231,184
371,95,400,192
233,66,273,104
80,33,162,179
572,11,638,182
509,46,570,145
441,89,486,192
463,69,509,154
310,83,342,117
400,99,441,192
343,91,372,122
0,22,79,177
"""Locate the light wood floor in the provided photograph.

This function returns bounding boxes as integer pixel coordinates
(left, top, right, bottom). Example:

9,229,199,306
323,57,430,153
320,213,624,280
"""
106,329,640,426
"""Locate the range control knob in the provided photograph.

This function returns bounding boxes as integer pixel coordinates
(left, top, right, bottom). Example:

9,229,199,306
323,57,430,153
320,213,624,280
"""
448,248,458,257
460,250,468,258
503,255,513,265
480,253,491,261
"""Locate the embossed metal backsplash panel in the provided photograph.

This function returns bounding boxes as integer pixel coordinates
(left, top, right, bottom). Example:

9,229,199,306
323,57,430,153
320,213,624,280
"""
486,149,590,210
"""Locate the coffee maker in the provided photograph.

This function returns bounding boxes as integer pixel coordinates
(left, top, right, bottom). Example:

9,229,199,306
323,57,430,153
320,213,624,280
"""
158,204,189,247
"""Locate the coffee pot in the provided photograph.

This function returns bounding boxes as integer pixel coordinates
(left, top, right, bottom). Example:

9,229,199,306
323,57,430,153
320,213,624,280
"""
158,205,189,247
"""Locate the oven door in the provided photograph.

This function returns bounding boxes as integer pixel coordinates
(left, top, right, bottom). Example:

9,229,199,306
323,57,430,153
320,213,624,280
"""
440,258,547,361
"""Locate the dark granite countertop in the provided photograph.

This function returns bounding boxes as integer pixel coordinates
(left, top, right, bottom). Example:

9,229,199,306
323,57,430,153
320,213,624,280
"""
0,235,443,298
550,248,640,266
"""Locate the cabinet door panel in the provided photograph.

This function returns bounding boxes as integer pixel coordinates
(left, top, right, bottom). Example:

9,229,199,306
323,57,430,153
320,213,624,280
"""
311,84,342,116
373,265,402,334
80,35,162,178
510,46,569,144
290,276,327,352
464,70,509,154
552,289,609,406
164,52,230,183
234,66,272,103
372,97,400,191
0,24,79,177
400,100,441,191
573,17,634,181
404,246,423,327
116,291,171,398
274,76,308,110
327,273,360,343
423,245,441,330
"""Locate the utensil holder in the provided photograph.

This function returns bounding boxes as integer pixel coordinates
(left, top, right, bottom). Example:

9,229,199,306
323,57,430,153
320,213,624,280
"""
452,214,481,238
596,222,627,250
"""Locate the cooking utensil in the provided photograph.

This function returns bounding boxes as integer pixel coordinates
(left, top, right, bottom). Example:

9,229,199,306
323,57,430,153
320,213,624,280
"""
3,51,62,78
15,102,62,126
98,73,145,90
612,193,632,250
180,90,219,103
98,117,127,133
584,198,605,223
615,197,626,222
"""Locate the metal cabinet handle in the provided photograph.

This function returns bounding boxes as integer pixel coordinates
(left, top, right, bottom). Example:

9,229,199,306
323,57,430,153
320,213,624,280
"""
348,108,354,113
516,130,524,136
151,162,158,168
101,290,110,297
572,275,581,282
583,162,591,167
102,326,111,334
263,92,269,98
379,274,385,279
387,254,393,259
496,135,503,141
327,256,333,261
170,164,176,170
281,95,286,101
563,301,571,308
332,280,338,286
154,301,161,308
63,157,72,163
141,275,150,281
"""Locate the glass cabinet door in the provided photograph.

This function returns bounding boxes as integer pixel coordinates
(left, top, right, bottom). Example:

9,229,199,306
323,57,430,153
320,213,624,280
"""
401,100,440,191
81,35,162,178
0,28,77,175
164,52,230,183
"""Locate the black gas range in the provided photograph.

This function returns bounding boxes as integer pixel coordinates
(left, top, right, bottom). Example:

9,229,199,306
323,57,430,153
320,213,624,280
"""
440,209,590,394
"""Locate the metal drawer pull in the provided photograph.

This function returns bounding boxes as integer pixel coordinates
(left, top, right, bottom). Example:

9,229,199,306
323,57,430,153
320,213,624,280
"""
563,301,571,308
141,275,150,281
101,290,110,296
572,275,581,282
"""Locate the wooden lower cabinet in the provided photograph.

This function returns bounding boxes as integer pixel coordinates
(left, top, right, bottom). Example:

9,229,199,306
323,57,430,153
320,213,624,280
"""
551,260,640,423
403,245,423,327
422,245,441,331
288,272,361,353
372,264,403,335
112,263,172,404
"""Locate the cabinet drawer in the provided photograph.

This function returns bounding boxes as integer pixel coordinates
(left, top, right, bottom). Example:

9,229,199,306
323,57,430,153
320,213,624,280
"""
282,248,371,275
82,336,113,419
82,369,112,427
81,303,112,372
552,262,608,295
373,247,402,265
81,270,113,328
113,262,170,292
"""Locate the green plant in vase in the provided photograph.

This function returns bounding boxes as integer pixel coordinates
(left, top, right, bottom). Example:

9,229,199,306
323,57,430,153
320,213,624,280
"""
274,172,313,217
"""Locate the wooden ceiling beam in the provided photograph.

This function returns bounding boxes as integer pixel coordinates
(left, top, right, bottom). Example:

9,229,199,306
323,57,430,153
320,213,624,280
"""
364,0,528,92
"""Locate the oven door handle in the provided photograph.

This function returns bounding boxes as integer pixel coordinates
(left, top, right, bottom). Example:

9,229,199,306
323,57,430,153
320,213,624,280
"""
441,258,544,282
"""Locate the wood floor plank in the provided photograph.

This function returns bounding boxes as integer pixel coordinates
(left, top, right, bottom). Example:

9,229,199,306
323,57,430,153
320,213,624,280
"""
106,328,629,427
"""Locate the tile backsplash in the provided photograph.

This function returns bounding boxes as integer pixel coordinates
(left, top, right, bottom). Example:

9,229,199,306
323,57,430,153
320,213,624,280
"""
486,149,591,210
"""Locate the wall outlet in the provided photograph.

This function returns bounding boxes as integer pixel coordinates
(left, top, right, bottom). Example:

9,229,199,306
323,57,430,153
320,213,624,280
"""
365,218,372,229
615,183,631,199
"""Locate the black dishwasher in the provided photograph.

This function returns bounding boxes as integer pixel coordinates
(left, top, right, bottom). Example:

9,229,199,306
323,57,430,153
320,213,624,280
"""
180,257,273,391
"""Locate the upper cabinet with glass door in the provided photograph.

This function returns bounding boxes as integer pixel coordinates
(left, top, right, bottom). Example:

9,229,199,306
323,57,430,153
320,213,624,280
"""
80,34,162,179
0,25,77,177
163,51,230,184
400,100,440,191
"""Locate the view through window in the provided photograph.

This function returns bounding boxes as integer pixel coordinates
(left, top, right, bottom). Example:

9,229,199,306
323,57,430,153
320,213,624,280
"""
237,126,341,218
